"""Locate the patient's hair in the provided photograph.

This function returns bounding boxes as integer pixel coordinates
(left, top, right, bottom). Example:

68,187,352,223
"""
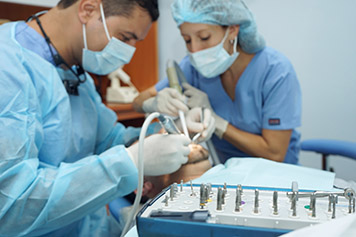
57,0,159,21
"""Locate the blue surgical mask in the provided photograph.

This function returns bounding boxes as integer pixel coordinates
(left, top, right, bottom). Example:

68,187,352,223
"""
189,28,239,78
82,3,136,75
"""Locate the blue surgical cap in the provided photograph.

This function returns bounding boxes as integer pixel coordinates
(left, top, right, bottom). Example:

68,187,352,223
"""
171,0,265,54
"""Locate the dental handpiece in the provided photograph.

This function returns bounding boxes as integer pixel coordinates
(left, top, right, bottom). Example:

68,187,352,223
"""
158,114,181,134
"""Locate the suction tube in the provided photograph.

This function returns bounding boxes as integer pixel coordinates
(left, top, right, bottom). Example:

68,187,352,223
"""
121,112,160,236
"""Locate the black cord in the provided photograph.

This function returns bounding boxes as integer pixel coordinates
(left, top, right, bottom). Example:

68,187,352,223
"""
27,13,86,95
333,185,346,190
94,75,103,97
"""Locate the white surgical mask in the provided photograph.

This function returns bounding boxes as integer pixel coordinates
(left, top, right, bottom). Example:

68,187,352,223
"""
189,28,239,78
82,3,136,75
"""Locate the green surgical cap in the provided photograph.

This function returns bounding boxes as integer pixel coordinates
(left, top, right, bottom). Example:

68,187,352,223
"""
171,0,265,54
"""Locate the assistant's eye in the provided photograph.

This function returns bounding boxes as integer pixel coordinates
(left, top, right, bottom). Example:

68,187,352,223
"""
201,36,210,41
119,33,131,43
183,36,191,44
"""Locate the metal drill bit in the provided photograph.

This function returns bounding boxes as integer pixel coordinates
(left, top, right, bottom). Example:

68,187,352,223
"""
273,191,278,215
173,183,178,197
201,185,206,203
165,195,169,206
291,192,296,210
170,185,174,201
204,186,209,203
254,189,259,214
235,189,241,212
311,196,316,218
190,180,196,196
309,194,314,211
200,183,204,195
291,181,299,201
180,180,183,192
238,190,242,206
332,195,336,219
310,193,316,217
207,183,212,196
312,198,316,217
328,194,332,212
217,187,223,211
292,193,297,217
222,187,226,205
349,197,352,214
223,182,227,195
292,201,297,217
238,184,243,195
235,187,242,206
353,197,355,213
200,184,205,209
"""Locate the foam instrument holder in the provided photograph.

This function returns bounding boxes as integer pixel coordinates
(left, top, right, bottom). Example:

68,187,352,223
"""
136,182,355,236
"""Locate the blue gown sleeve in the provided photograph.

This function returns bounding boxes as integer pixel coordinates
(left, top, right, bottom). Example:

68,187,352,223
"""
92,91,141,154
0,68,138,236
91,83,161,155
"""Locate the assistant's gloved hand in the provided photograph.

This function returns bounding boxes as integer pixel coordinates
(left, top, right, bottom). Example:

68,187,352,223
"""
142,88,189,117
184,107,215,143
183,83,228,139
127,134,191,176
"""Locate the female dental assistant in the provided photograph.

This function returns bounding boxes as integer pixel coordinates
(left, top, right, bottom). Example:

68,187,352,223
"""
133,0,302,164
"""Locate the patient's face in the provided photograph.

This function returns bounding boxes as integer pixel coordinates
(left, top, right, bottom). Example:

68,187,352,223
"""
143,144,211,198
187,143,209,163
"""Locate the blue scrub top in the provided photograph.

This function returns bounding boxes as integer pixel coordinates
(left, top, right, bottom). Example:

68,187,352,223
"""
156,47,302,164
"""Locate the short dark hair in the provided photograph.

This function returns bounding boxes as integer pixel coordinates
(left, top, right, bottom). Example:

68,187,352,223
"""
57,0,159,21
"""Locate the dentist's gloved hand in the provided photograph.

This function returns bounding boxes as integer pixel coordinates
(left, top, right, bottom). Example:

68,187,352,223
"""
184,107,215,143
142,88,189,117
127,134,191,176
183,83,228,139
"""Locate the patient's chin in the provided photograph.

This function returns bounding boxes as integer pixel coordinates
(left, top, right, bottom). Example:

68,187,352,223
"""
188,143,209,161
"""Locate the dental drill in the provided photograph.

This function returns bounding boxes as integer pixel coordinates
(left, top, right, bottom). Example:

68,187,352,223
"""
158,114,181,134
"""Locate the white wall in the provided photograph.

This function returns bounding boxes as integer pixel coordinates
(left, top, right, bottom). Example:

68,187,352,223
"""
157,0,356,181
157,0,187,81
0,0,59,7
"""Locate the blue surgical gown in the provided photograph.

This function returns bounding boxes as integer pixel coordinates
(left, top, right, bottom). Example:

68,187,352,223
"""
156,48,302,164
0,21,150,236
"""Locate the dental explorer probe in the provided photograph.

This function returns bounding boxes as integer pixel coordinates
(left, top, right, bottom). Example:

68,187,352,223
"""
179,110,190,138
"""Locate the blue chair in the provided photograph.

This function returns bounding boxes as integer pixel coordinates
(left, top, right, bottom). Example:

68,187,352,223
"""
301,139,356,171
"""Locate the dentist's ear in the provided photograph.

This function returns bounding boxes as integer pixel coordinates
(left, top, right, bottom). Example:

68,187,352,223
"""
78,0,100,24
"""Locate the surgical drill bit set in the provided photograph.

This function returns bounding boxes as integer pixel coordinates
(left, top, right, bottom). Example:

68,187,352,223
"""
137,182,356,236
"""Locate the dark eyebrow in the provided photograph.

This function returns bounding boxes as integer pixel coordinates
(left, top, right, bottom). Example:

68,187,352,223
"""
124,31,138,40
